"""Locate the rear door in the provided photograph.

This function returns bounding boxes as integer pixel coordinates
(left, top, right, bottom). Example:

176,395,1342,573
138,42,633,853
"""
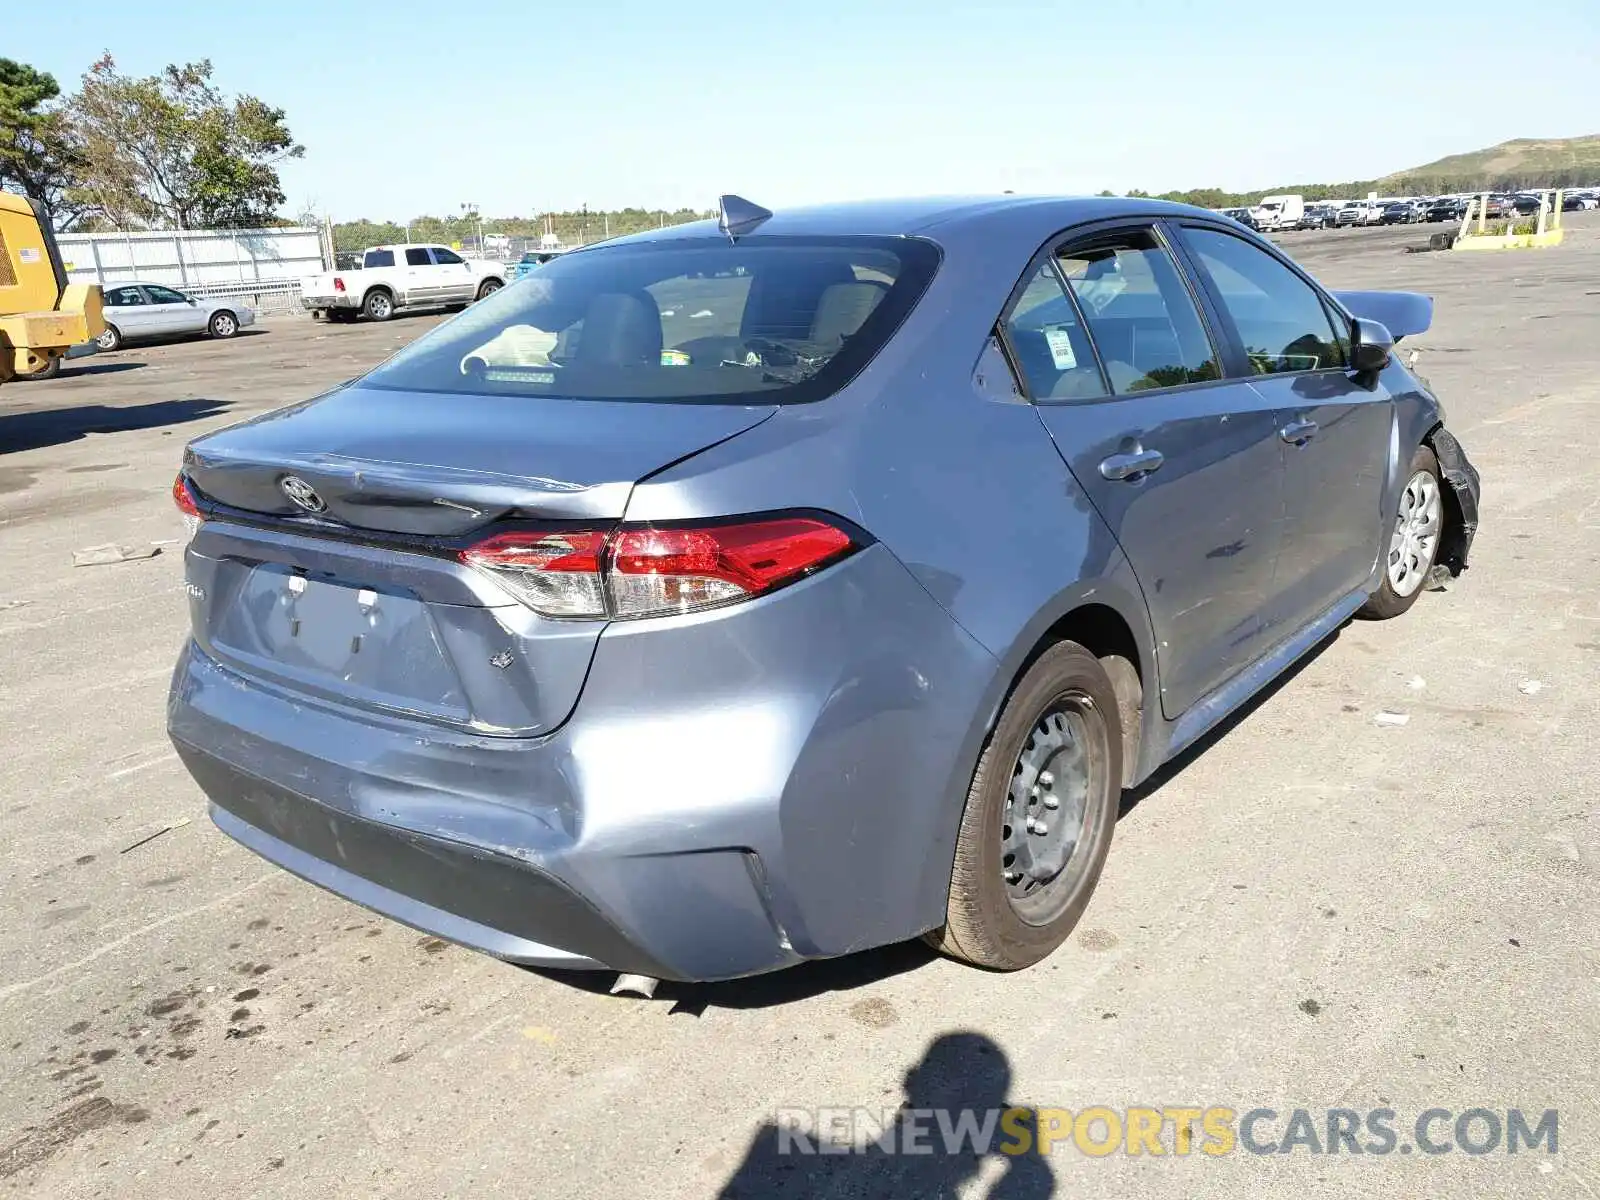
1172,223,1392,633
403,246,439,304
103,284,154,337
144,284,208,334
1014,223,1287,719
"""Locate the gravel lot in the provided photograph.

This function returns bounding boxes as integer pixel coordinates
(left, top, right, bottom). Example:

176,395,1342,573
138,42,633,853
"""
2,216,1597,1198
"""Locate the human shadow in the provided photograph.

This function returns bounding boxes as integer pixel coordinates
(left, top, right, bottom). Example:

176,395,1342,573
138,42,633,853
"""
0,397,232,454
717,1031,1055,1199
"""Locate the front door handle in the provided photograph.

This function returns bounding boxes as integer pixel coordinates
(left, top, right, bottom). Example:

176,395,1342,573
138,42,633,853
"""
1280,418,1318,445
1099,448,1165,481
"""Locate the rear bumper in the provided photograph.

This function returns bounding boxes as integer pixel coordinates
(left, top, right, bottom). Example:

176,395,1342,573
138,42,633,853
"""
303,295,359,310
169,544,998,981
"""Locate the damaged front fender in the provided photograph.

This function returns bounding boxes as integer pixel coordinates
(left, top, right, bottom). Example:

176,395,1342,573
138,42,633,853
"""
1427,426,1481,574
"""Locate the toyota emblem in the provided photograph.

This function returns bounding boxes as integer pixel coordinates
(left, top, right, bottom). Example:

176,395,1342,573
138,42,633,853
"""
279,475,327,513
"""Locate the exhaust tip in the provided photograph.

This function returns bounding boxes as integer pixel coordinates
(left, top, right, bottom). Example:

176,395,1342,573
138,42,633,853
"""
609,973,659,999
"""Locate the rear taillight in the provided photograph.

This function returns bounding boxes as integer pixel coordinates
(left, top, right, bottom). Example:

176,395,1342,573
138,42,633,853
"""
333,276,346,293
172,473,203,539
459,517,856,621
461,530,608,618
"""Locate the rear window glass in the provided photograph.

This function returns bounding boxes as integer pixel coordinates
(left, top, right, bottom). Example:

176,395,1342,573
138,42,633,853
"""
365,249,395,268
359,235,939,404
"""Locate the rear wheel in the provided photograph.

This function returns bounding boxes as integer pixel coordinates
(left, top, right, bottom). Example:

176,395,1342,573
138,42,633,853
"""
95,324,122,352
327,309,356,324
363,290,395,321
1359,444,1443,619
19,356,62,381
927,642,1122,971
208,310,239,338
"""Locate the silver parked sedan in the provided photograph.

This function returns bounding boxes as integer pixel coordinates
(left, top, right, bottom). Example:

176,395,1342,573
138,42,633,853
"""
95,282,255,351
169,194,1480,986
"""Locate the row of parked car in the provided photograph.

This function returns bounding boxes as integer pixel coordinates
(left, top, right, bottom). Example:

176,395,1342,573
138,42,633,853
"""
1221,189,1598,234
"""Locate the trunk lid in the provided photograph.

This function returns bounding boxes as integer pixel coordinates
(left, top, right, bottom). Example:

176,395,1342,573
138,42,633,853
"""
185,383,776,533
181,384,776,736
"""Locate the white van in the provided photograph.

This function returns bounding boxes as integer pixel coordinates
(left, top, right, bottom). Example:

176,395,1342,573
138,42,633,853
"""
1248,194,1306,232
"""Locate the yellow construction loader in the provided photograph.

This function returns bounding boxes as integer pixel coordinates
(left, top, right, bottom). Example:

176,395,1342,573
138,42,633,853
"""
0,190,103,383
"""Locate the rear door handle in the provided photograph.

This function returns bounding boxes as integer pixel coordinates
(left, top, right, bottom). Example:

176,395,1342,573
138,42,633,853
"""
1099,448,1165,481
1280,418,1318,445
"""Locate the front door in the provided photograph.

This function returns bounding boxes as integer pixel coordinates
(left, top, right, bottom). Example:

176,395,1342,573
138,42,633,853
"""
1010,224,1287,719
430,246,475,301
142,284,208,335
1173,224,1394,632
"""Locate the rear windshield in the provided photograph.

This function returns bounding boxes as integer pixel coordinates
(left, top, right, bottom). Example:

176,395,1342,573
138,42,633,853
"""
360,235,939,404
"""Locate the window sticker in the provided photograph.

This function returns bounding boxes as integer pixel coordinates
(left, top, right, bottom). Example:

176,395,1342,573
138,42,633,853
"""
1043,326,1078,371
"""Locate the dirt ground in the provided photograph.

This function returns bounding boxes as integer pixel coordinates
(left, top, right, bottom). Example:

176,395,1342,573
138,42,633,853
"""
1,215,1596,1198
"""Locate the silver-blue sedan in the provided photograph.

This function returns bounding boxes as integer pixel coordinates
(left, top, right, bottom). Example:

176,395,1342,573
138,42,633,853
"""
167,194,1480,985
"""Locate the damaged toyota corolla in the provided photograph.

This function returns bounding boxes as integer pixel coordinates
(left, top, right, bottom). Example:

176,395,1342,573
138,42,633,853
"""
168,195,1481,986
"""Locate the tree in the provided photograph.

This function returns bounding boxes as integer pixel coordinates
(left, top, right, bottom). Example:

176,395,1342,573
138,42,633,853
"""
0,58,86,227
68,55,303,229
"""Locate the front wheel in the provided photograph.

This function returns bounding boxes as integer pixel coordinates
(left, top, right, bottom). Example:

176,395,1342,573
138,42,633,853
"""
475,278,503,301
1359,445,1443,619
927,642,1122,971
95,324,122,352
208,310,238,338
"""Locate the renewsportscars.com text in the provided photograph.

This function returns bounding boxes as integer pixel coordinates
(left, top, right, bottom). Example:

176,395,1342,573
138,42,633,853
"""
775,1106,1558,1159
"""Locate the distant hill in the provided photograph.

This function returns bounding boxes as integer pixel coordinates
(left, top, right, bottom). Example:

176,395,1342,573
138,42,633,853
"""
1381,135,1600,191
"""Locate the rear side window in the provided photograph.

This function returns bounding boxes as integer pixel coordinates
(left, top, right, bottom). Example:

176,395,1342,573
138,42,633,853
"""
360,235,940,404
404,248,431,266
365,249,395,268
1056,230,1219,394
1001,264,1107,401
1180,227,1347,374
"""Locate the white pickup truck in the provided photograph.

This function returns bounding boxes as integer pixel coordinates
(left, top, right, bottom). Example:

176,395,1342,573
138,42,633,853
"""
300,244,507,322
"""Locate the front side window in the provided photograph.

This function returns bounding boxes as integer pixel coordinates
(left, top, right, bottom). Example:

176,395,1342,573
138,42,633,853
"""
404,248,432,266
145,285,188,304
365,249,396,268
360,235,940,404
1056,229,1219,394
433,248,465,265
105,286,146,307
1001,263,1106,401
1180,226,1347,374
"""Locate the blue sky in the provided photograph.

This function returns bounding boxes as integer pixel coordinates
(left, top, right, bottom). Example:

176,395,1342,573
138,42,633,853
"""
26,0,1600,220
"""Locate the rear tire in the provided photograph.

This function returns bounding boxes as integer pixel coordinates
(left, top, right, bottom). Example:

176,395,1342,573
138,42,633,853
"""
362,289,395,321
328,309,356,323
19,356,62,380
927,641,1122,971
1359,444,1443,620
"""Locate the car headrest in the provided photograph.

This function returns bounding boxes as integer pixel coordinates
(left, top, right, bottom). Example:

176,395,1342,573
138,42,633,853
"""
810,281,889,345
578,292,662,367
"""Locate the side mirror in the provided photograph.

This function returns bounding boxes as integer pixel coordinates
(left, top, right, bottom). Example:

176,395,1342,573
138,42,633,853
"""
1350,317,1393,373
187,298,197,305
